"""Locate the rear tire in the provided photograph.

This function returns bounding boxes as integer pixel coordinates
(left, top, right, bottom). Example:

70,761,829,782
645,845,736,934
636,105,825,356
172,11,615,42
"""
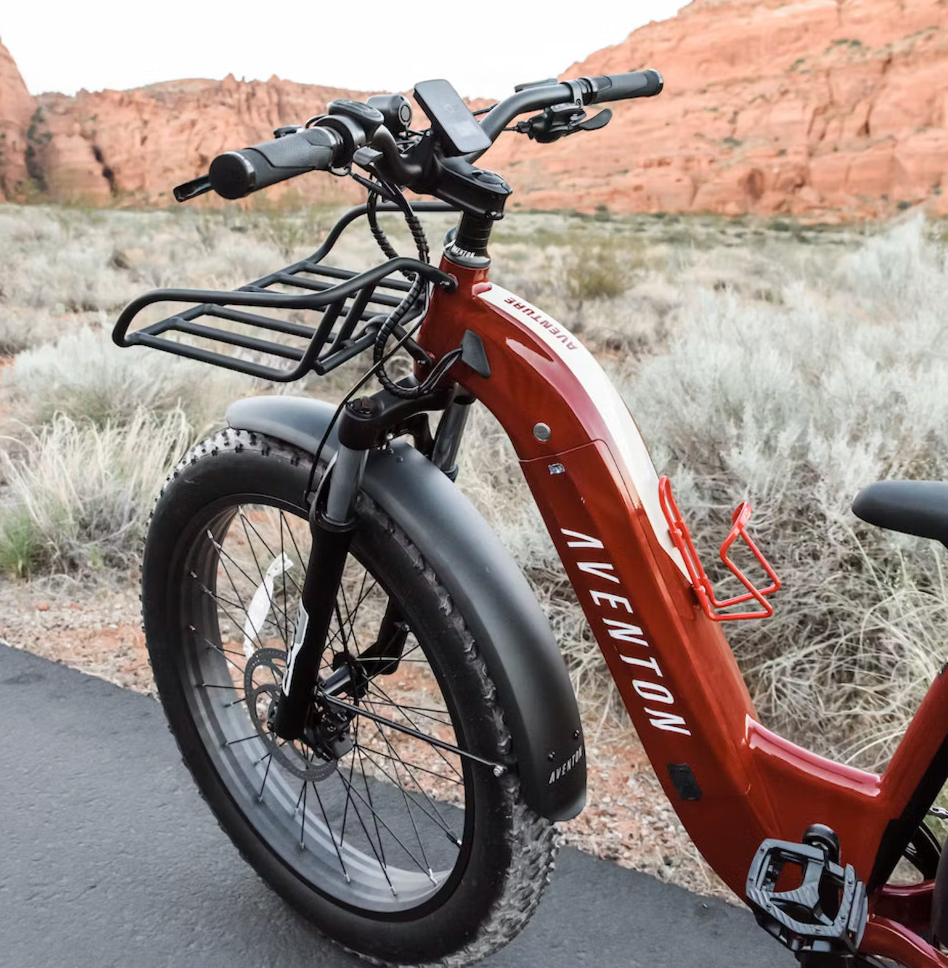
141,428,556,965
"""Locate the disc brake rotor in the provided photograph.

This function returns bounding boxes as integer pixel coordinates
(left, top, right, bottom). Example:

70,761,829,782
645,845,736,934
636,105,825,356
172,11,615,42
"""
243,647,337,781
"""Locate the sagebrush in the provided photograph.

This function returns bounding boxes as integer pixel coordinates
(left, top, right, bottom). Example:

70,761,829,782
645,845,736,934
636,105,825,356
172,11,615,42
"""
2,202,947,770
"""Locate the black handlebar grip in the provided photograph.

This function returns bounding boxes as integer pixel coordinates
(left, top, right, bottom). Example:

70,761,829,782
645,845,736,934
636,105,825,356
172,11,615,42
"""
585,69,664,104
208,127,342,200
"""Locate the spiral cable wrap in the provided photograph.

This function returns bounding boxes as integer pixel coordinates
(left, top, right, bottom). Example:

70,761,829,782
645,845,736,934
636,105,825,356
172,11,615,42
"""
366,189,440,399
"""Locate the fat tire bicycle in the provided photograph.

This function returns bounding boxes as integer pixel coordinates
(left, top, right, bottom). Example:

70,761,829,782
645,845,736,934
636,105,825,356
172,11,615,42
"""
114,70,948,967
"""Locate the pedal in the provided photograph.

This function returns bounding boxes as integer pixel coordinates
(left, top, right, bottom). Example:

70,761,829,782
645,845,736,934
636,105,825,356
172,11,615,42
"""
746,838,868,958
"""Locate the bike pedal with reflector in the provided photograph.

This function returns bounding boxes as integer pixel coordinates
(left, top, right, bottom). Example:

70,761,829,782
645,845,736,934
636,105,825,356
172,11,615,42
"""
745,838,868,959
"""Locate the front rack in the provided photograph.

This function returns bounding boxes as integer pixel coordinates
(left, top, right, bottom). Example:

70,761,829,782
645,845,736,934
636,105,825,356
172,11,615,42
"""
112,201,458,382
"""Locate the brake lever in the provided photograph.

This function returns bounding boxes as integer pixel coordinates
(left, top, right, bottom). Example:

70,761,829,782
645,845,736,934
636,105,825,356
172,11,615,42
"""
173,174,213,203
513,105,612,144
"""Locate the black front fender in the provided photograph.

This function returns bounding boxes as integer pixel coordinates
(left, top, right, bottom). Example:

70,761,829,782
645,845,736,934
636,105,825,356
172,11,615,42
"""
226,395,586,821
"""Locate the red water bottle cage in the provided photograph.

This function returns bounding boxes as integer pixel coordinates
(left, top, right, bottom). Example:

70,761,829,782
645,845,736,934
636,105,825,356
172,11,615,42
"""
658,476,781,622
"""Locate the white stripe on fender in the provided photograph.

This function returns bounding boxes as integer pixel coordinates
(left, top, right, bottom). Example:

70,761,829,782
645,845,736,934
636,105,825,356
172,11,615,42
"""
477,285,690,581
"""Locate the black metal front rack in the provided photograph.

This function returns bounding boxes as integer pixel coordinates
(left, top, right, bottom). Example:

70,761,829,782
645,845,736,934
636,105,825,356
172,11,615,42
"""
111,201,458,382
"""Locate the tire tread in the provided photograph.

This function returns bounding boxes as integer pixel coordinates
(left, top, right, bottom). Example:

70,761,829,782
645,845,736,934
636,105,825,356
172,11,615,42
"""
144,428,558,967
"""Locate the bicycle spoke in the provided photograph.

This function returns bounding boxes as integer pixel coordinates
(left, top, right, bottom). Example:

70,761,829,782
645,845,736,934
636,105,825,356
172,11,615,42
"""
309,779,351,883
191,569,267,654
279,510,308,593
299,780,308,850
237,511,296,641
257,752,273,801
334,759,397,896
279,513,292,648
361,681,467,779
361,696,452,726
348,744,463,786
356,739,388,871
243,511,305,595
344,573,380,644
204,530,280,649
198,633,247,676
323,693,489,774
336,766,433,885
356,743,462,847
365,718,458,854
338,581,364,657
225,733,263,747
339,716,360,851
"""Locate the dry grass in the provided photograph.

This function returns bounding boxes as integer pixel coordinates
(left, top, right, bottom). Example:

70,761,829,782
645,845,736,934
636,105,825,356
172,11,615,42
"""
1,201,946,771
5,326,251,431
605,215,948,766
0,409,191,576
457,213,948,766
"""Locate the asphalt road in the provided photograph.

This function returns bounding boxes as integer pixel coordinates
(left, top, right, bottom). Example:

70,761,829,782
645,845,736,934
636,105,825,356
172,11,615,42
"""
0,641,793,968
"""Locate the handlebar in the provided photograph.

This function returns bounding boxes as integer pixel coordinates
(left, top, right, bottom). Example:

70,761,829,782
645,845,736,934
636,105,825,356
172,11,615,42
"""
586,69,664,104
472,69,663,155
209,127,344,200
181,68,663,204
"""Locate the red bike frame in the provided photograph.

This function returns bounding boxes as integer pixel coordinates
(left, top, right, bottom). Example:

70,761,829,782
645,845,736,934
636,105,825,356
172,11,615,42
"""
416,253,948,968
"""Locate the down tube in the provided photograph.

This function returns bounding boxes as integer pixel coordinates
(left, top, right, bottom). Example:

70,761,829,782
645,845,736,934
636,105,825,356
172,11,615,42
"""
418,266,888,899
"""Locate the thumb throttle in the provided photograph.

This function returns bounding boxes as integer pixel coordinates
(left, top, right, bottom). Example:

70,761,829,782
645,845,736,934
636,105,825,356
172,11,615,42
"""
514,105,612,144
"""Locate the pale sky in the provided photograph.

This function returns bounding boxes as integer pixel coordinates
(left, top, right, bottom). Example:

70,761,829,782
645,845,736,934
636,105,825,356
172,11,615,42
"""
3,2,684,100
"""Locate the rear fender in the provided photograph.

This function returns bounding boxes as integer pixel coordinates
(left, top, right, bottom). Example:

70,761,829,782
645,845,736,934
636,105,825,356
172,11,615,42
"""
226,395,586,821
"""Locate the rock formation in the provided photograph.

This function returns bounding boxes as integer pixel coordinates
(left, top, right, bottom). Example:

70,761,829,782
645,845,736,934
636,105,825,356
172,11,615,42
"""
0,35,37,201
29,76,375,207
489,0,948,218
1,1,947,218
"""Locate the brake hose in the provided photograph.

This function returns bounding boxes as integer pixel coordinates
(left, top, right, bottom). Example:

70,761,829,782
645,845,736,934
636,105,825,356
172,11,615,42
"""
365,185,444,400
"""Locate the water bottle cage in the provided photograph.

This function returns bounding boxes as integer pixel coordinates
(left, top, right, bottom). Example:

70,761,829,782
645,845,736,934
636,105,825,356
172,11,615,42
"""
658,477,781,622
745,839,869,957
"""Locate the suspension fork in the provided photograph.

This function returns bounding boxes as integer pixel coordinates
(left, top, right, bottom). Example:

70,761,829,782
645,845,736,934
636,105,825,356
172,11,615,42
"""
272,385,455,741
273,442,364,740
431,390,476,480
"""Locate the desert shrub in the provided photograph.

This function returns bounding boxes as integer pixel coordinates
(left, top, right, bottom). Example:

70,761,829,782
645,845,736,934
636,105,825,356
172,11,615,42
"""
0,408,190,577
249,199,337,262
614,217,948,766
6,243,137,313
456,217,948,761
5,326,250,431
0,507,41,578
0,311,37,356
563,240,645,304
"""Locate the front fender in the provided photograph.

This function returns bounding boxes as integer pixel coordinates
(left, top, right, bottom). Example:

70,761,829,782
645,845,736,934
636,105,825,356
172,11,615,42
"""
226,395,585,821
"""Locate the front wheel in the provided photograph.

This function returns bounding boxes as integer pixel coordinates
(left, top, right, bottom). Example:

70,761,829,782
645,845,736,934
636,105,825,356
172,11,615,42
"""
141,428,556,965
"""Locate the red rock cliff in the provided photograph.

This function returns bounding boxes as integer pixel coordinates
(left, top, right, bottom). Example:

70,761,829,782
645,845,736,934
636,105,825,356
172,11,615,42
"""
30,75,375,206
1,0,947,218
488,0,948,218
0,34,36,201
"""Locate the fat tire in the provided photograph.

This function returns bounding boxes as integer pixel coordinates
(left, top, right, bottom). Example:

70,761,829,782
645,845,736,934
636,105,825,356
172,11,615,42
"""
141,428,557,966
